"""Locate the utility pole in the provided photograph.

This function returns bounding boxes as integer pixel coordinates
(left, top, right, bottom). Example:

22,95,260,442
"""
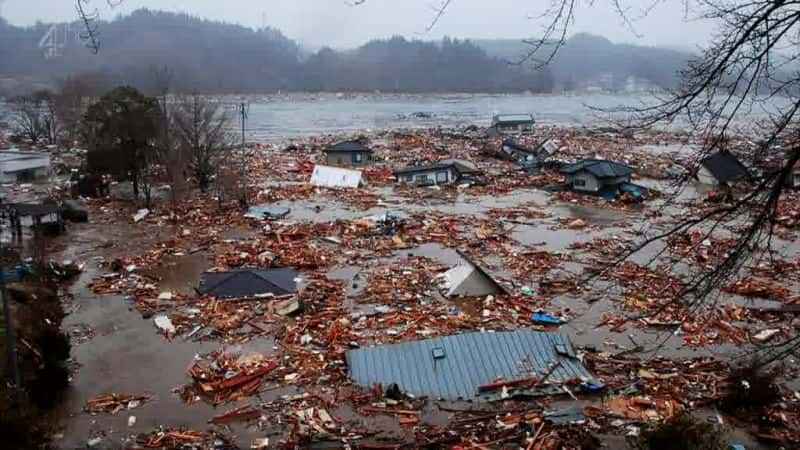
235,101,249,207
1,267,23,407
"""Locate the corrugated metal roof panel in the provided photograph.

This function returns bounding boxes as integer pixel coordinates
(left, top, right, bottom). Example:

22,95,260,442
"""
347,330,595,401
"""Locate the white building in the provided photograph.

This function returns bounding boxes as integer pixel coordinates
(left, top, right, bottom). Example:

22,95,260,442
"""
0,150,51,183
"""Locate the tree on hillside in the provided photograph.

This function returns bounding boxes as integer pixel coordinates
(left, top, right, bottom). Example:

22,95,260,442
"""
172,94,232,193
82,86,161,202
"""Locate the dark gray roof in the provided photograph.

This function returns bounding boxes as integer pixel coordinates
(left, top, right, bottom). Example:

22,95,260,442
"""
347,330,595,401
200,268,299,300
701,149,750,183
394,158,480,176
560,159,634,178
326,140,371,153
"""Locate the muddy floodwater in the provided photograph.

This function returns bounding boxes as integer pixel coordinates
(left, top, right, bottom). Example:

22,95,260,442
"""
5,116,795,449
47,178,777,449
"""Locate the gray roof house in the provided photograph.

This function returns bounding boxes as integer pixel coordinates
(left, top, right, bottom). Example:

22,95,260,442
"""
560,159,635,194
324,140,373,166
697,149,750,186
490,114,535,135
199,268,299,300
394,159,481,186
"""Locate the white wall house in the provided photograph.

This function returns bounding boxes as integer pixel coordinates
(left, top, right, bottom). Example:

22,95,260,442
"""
560,159,634,193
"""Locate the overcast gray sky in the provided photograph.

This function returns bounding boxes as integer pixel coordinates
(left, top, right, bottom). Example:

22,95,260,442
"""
1,0,715,49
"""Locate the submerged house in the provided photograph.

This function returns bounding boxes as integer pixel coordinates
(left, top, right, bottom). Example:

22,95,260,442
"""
490,114,535,135
324,140,373,166
560,159,635,195
394,159,481,186
199,268,299,300
347,330,598,401
697,149,750,187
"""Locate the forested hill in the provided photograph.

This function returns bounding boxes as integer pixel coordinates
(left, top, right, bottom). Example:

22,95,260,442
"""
474,34,693,91
0,9,691,95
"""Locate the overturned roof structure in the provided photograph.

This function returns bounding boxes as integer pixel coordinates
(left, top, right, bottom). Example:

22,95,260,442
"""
347,330,596,401
310,165,364,188
200,268,299,300
440,251,509,297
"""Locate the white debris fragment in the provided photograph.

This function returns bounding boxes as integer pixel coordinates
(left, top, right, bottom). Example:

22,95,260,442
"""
154,315,176,334
133,209,149,223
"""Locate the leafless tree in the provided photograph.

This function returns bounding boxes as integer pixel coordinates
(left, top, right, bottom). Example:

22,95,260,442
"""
172,94,233,193
9,93,55,146
53,75,98,147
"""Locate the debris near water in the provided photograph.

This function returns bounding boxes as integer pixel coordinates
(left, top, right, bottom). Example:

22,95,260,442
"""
84,393,152,414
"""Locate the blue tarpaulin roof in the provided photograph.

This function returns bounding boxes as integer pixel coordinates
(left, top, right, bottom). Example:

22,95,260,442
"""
347,330,596,401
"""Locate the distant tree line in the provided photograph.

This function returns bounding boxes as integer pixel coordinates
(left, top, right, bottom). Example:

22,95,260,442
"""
0,9,695,96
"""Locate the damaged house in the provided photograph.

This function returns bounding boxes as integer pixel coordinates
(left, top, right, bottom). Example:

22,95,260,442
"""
500,139,560,167
489,114,535,135
324,140,373,166
560,159,636,197
696,149,750,187
394,159,481,186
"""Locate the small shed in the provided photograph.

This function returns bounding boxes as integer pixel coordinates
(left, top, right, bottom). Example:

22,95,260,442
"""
310,165,364,188
347,330,598,401
199,268,300,300
697,149,750,186
394,159,481,186
490,114,535,135
560,159,634,193
324,140,373,166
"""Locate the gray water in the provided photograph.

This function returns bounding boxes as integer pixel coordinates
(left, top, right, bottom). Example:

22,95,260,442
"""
232,92,652,141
